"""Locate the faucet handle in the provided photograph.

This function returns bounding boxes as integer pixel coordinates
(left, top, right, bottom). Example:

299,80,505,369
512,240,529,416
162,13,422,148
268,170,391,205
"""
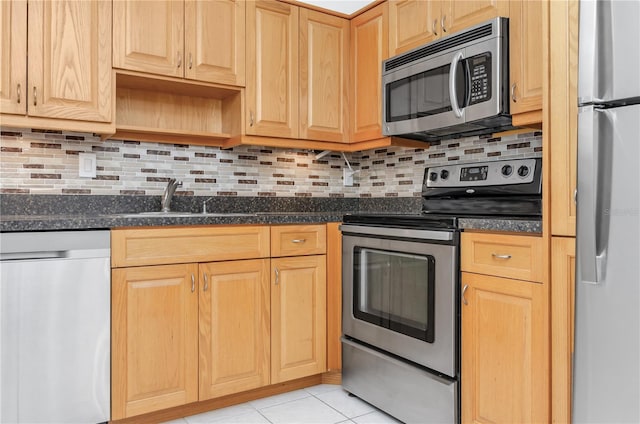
202,197,213,214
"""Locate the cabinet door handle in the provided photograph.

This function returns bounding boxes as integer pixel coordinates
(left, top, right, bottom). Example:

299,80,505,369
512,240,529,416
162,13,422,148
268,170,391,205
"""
433,19,438,36
441,15,447,33
177,51,182,69
249,110,254,127
189,52,193,69
203,272,209,291
291,239,306,244
511,83,517,103
17,83,21,104
33,86,37,106
462,284,469,305
275,267,280,285
491,253,512,260
191,274,195,292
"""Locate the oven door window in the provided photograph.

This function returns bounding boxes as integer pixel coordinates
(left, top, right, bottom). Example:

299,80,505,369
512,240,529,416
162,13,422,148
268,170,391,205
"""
353,247,435,343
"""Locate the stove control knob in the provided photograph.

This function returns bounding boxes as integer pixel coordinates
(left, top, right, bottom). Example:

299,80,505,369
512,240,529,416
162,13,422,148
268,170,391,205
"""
440,169,449,180
518,165,530,177
501,164,513,176
429,172,438,182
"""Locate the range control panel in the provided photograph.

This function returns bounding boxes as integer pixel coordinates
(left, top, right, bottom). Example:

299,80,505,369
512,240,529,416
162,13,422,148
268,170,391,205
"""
425,158,538,188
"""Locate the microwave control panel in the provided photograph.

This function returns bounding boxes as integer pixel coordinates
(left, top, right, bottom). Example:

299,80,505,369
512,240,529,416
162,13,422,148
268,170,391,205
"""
468,53,492,105
425,158,538,187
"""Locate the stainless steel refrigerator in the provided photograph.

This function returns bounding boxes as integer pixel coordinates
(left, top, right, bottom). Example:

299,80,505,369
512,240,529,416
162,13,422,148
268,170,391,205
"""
574,0,640,422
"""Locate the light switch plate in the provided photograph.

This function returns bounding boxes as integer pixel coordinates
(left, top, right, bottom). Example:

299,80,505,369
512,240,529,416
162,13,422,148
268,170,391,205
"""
78,152,97,178
343,168,354,186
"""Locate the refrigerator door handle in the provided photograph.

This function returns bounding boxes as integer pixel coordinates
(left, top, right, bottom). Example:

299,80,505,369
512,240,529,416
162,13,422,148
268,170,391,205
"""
578,0,598,104
577,106,609,284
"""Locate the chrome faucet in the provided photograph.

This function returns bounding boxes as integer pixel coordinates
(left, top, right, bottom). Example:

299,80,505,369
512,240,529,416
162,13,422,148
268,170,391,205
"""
161,178,182,212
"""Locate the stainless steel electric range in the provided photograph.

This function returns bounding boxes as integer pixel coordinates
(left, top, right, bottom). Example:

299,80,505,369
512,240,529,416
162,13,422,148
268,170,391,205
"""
340,157,542,423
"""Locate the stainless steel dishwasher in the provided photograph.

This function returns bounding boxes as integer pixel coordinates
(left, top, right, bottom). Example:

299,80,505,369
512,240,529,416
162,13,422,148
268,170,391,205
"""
0,230,110,423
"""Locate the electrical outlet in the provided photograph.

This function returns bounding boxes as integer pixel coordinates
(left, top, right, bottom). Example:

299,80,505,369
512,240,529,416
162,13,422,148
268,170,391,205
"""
78,153,97,178
343,168,354,186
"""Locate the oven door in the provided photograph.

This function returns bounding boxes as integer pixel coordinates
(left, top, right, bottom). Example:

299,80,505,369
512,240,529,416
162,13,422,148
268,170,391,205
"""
341,225,458,378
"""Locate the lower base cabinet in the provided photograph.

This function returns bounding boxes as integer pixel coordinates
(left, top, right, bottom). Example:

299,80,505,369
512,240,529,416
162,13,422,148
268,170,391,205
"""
461,272,548,424
111,225,329,420
271,255,327,383
112,264,199,419
199,259,271,400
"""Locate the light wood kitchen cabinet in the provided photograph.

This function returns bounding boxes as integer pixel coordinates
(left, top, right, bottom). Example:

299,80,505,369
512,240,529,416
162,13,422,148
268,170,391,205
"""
509,0,544,125
0,0,112,126
350,2,389,142
246,1,349,143
389,0,508,55
461,271,548,424
271,254,327,383
299,9,350,142
550,0,578,237
551,237,576,424
112,263,199,419
113,0,245,86
461,231,548,423
246,0,299,138
0,0,26,115
199,259,271,400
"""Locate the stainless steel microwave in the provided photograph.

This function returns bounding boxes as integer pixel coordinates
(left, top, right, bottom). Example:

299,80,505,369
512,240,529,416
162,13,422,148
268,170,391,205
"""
381,17,514,142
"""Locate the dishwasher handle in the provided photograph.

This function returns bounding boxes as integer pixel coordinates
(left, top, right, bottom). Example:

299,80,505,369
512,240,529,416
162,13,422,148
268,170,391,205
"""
0,248,111,261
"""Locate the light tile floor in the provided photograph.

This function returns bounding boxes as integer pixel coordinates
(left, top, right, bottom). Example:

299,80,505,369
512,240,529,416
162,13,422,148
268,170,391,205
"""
163,384,402,424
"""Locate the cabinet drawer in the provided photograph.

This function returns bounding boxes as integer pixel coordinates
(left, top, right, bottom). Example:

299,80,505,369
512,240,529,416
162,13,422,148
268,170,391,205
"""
111,226,270,268
461,232,543,282
271,224,326,257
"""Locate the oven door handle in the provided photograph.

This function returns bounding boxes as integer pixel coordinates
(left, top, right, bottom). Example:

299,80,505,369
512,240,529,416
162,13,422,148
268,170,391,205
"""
449,51,465,119
339,224,454,242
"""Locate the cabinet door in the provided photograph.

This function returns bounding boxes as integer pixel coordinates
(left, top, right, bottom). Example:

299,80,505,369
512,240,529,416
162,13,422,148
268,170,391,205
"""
443,0,509,36
185,0,245,86
299,9,349,142
550,0,578,236
509,0,543,120
389,0,441,55
112,264,198,420
0,0,27,115
551,237,576,424
28,0,112,122
246,1,299,138
199,259,270,400
350,2,388,142
461,272,548,424
113,0,184,78
271,255,327,383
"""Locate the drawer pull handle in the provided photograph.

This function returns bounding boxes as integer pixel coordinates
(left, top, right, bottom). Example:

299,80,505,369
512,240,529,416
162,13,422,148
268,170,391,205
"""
189,52,193,69
17,83,21,104
462,284,469,305
191,274,195,292
511,83,517,103
203,273,209,291
441,15,447,33
432,19,438,36
177,51,182,69
291,239,306,244
492,253,512,260
33,86,37,106
275,267,280,285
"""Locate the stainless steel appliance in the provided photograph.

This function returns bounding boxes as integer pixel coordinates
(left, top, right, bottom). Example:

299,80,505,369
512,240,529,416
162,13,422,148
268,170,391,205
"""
382,17,514,142
573,0,640,422
0,231,111,423
341,158,542,423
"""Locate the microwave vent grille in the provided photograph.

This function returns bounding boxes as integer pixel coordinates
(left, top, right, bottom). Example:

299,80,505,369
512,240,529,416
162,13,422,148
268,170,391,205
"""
385,23,494,72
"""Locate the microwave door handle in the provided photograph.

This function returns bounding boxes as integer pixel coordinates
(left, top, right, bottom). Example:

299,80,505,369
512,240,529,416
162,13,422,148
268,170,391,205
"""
449,52,464,118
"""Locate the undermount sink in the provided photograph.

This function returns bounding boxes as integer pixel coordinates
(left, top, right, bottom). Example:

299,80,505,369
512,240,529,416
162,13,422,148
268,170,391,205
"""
118,211,257,218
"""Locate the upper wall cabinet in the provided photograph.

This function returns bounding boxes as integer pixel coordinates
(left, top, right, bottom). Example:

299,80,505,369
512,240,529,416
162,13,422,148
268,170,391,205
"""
389,0,509,56
246,1,300,138
246,1,349,143
0,0,112,127
113,0,245,86
350,2,389,142
509,0,543,125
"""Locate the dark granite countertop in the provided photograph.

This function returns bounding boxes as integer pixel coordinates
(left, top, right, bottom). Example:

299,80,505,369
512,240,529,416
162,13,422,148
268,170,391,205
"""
0,194,541,233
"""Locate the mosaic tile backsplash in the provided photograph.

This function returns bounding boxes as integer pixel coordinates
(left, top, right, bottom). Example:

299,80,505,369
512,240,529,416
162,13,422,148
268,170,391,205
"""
0,128,542,198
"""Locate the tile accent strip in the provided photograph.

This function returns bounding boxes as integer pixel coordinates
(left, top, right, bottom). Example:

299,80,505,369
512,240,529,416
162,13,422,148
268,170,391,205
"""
0,127,541,197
